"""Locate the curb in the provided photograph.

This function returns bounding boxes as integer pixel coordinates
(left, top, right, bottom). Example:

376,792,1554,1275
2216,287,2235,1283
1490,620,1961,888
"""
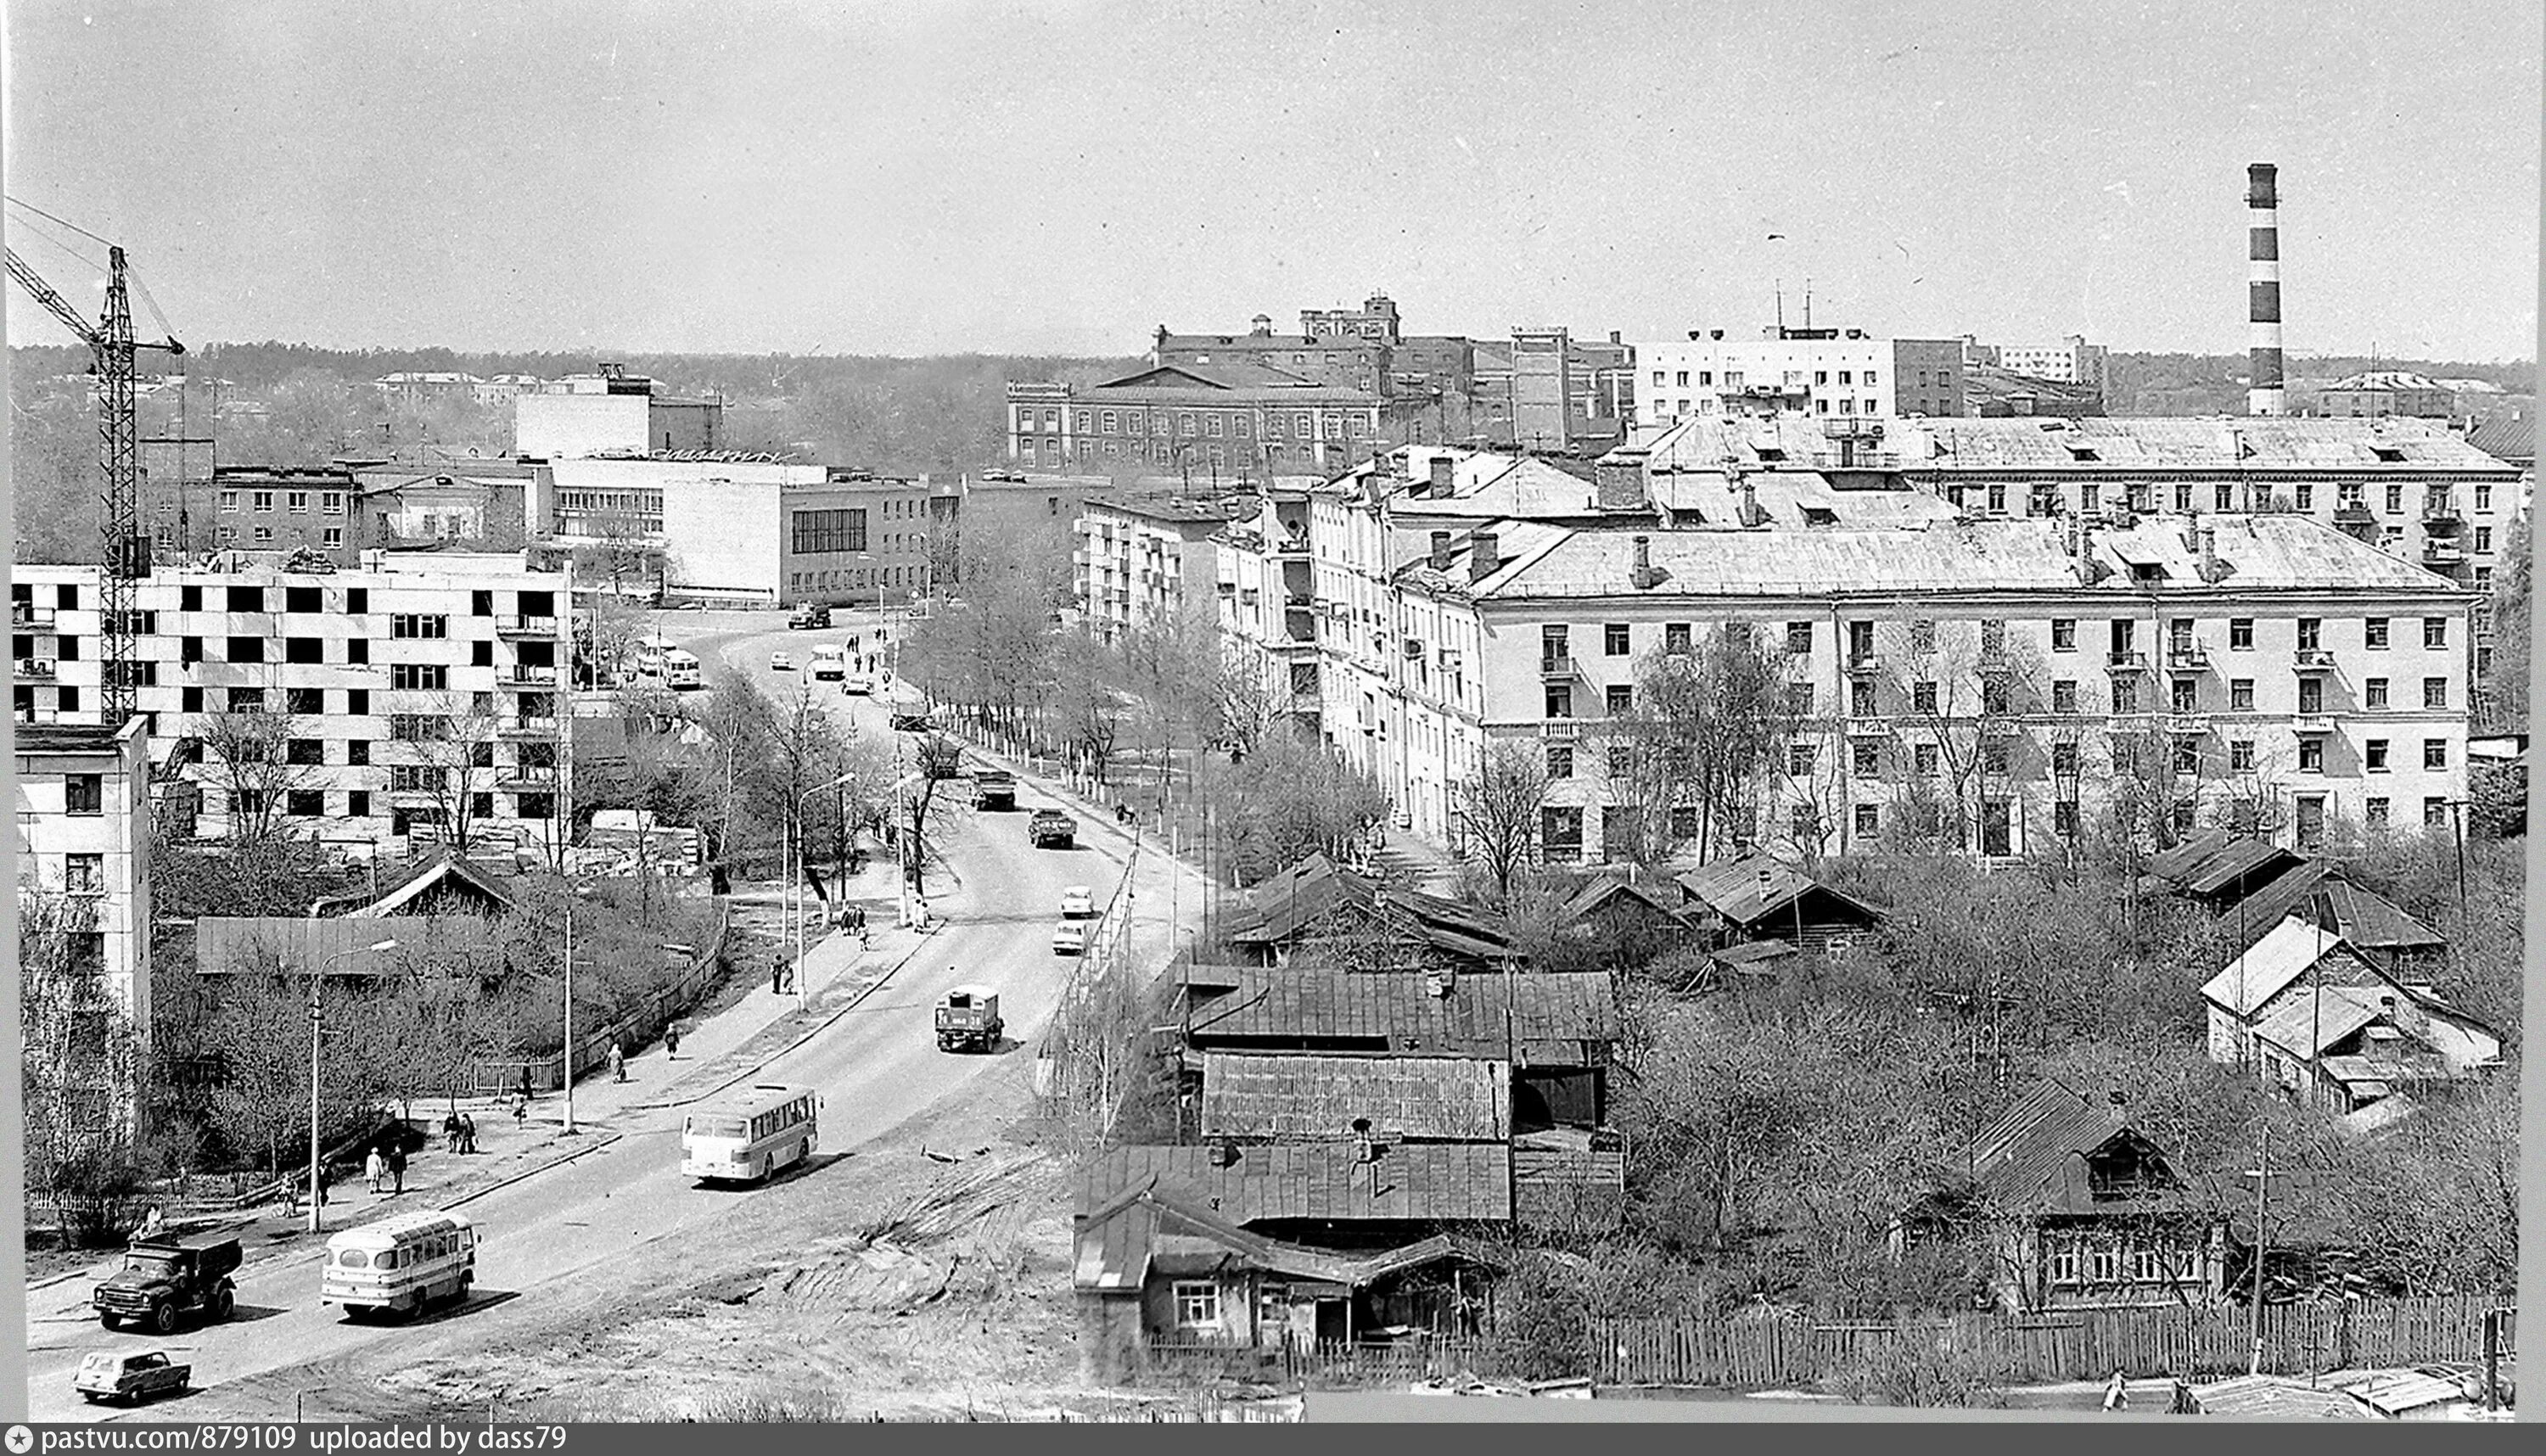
622,930,936,1112
446,1129,626,1209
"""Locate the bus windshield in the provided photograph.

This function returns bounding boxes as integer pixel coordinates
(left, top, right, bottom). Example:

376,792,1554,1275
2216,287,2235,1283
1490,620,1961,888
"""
687,1116,748,1140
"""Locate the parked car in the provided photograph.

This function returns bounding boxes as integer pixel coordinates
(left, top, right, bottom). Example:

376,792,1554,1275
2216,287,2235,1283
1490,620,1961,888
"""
1029,809,1076,848
74,1350,191,1405
93,1234,241,1333
1051,921,1088,955
769,651,795,672
935,985,1002,1053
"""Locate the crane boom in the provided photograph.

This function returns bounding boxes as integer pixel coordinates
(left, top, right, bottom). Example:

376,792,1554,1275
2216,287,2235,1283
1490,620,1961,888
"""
5,238,182,728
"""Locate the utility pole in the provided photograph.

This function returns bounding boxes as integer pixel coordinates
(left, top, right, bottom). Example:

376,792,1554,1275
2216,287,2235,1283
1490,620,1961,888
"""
2245,1123,2271,1376
562,893,577,1134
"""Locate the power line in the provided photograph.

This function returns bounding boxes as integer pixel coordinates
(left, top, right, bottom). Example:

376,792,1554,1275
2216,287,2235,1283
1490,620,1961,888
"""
4,194,115,249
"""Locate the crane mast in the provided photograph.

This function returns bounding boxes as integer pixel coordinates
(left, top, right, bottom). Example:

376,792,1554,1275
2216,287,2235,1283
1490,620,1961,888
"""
5,238,181,728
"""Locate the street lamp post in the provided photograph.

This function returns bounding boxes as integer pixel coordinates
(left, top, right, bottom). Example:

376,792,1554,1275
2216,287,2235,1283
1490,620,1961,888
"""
792,771,861,1010
308,938,400,1234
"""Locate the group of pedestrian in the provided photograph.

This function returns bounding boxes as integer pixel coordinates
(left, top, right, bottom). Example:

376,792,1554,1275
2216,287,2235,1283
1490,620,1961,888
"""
440,1110,479,1154
362,1142,407,1197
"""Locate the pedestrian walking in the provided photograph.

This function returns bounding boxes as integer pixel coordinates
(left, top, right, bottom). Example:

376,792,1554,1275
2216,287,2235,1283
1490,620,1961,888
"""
511,1095,527,1131
518,1067,534,1104
460,1112,478,1154
2101,1370,2128,1411
608,1041,627,1084
386,1144,407,1196
665,1024,681,1059
771,955,786,995
363,1145,386,1195
442,1111,462,1151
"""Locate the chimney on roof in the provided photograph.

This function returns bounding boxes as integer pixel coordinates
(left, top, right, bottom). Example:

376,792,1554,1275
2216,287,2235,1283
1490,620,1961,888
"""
1429,530,1455,572
2198,520,2221,583
2247,163,2287,417
1429,455,1455,497
1629,534,1663,591
1712,329,1725,341
1468,531,1500,582
1741,475,1762,526
1251,314,1272,337
1609,329,1622,345
1595,456,1648,513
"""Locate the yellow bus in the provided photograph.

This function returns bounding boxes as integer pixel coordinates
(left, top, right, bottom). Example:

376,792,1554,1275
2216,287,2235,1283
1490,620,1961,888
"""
681,1083,820,1184
321,1209,479,1321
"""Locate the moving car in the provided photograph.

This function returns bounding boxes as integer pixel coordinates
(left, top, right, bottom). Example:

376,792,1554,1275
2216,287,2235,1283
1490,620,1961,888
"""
93,1234,241,1333
1029,809,1076,848
1058,885,1095,918
935,985,1002,1053
841,672,875,696
73,1350,190,1406
972,769,1017,809
919,736,964,780
769,650,796,672
1051,921,1088,955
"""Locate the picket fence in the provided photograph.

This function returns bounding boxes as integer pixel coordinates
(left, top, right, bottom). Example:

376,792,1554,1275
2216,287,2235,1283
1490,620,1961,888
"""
1592,1295,2515,1389
1136,1339,1496,1389
470,908,732,1095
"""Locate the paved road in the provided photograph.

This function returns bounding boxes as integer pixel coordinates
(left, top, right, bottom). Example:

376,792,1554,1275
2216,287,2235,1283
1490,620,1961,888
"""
21,607,1202,1423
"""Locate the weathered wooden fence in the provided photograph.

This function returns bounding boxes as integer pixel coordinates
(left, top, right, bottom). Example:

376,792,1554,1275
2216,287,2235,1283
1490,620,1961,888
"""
1136,1340,1495,1389
471,907,732,1094
1592,1296,2515,1388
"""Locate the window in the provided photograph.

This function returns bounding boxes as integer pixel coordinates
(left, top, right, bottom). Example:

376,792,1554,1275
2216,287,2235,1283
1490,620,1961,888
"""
228,686,265,713
2055,800,2081,837
1663,622,1691,653
2173,483,2193,512
285,636,322,664
1605,685,1633,716
1545,745,1573,780
2050,619,2076,652
251,490,274,513
2171,679,2197,713
1851,739,1881,776
1786,683,1814,715
1914,743,1940,776
2386,483,2404,514
2216,484,2235,511
1603,623,1631,656
2365,618,2389,650
2423,797,2448,827
2089,1245,2119,1283
2424,617,2447,650
2230,739,2256,771
287,490,309,514
180,686,204,713
2424,739,2447,770
1786,621,1812,654
1173,1281,1220,1329
2296,482,2315,510
2130,1246,2163,1284
2365,797,2389,829
2051,1242,2081,1285
1607,744,1636,780
390,664,449,692
1913,681,1938,715
287,739,323,766
2298,737,2324,773
286,788,324,819
2112,679,2139,713
64,774,104,815
2476,525,2494,552
2051,741,2081,775
1854,804,1879,836
1544,684,1573,720
346,688,371,715
63,853,104,895
2366,739,2389,773
2053,680,2078,714
2080,483,2100,513
2364,677,2388,708
2424,677,2448,709
287,688,322,714
2229,618,2254,650
345,740,372,767
1850,680,1877,716
1983,739,2012,774
1910,619,1936,654
251,526,273,544
1986,482,2005,512
1788,742,1817,776
1540,806,1584,859
2298,679,2323,714
391,613,448,640
791,508,869,555
473,640,494,668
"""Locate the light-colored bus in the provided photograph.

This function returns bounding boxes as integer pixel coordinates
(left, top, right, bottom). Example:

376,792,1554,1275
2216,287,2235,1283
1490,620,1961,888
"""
681,1083,820,1184
321,1209,479,1321
662,646,704,690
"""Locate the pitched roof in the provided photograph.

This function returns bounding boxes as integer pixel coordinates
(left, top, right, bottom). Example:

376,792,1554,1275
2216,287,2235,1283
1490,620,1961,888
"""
1074,1177,1461,1293
1965,1078,2182,1213
2464,410,2532,465
1674,854,1884,927
1199,1053,1510,1142
1559,877,1691,926
2246,985,2390,1061
2315,881,2448,952
2222,860,2334,947
1078,1143,1511,1225
2191,1375,2374,1420
1221,853,1516,962
1621,412,2519,476
192,916,443,977
2144,831,2303,897
317,854,515,918
2200,917,2350,1016
1182,967,1618,1063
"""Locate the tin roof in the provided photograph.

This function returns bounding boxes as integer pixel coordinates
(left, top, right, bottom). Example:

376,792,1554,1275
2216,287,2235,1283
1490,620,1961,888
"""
1965,1078,2185,1214
1220,852,1516,962
1621,413,2518,476
1182,967,1618,1063
2246,985,2391,1061
2191,1375,2374,1419
1199,1052,1510,1142
1078,1143,1512,1225
1674,853,1886,928
2200,917,2352,1016
2316,881,2448,952
2145,831,2306,898
1073,1178,1461,1293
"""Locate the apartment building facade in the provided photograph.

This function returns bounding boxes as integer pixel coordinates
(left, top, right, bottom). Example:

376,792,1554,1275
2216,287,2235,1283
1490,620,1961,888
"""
1465,517,2470,865
1960,334,2111,396
1633,327,1968,423
11,563,574,860
1007,368,1395,479
14,719,154,1144
1073,493,1253,642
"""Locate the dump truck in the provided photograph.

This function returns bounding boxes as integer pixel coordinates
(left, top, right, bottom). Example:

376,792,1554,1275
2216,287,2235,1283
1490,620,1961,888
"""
972,768,1017,810
788,602,832,630
919,735,965,781
93,1234,242,1334
935,985,1002,1053
1029,809,1076,848
884,686,934,732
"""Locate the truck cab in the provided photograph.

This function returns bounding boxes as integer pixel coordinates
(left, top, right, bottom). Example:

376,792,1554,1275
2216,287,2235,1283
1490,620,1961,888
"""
788,602,833,630
1029,809,1076,848
972,768,1018,810
93,1235,242,1334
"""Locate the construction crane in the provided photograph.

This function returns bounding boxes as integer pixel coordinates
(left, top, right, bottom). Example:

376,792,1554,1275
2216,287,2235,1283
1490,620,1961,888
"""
6,238,185,727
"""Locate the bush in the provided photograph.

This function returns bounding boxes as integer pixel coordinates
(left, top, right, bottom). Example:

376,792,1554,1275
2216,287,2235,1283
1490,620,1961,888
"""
1822,1335,2012,1408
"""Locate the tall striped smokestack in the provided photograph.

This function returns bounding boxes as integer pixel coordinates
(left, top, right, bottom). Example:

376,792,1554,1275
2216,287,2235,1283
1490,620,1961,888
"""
2246,162,2285,417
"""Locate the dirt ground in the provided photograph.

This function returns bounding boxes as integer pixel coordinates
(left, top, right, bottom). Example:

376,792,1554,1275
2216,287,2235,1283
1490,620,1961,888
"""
173,1056,1221,1424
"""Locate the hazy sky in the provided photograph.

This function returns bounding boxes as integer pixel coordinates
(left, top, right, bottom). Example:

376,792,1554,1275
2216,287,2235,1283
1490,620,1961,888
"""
4,0,2538,360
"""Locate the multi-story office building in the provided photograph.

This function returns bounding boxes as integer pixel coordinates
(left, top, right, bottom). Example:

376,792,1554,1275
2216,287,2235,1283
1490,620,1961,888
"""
1007,368,1398,480
14,718,154,1143
1633,326,1968,422
1460,515,2470,865
515,364,724,459
11,563,574,860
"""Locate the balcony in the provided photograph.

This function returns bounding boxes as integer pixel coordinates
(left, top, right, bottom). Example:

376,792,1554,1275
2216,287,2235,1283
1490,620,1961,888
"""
2291,715,2336,736
1274,535,1313,561
1539,655,1581,680
2166,714,2212,736
496,764,562,790
2166,646,2211,672
2292,648,2336,672
493,614,560,641
2333,504,2377,526
2423,540,2467,566
1542,720,1579,741
1843,718,1893,738
1843,652,1882,676
504,665,561,688
2421,501,2464,528
2106,651,2150,673
14,657,57,680
498,715,558,739
11,603,57,630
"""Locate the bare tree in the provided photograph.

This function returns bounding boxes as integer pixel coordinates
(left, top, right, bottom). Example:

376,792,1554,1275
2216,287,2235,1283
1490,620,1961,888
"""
20,892,144,1239
1458,737,1549,901
199,699,318,846
1875,619,2050,856
396,692,505,855
1611,624,1800,863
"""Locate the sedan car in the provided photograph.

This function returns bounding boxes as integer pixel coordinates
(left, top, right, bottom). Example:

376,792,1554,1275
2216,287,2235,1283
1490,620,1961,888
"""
840,673,875,696
1051,921,1088,955
1058,886,1096,919
74,1349,191,1405
769,651,795,672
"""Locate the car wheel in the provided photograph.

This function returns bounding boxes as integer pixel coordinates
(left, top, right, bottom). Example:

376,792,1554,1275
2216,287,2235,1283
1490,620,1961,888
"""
81,1392,102,1404
211,1286,236,1320
99,1313,121,1330
150,1302,177,1335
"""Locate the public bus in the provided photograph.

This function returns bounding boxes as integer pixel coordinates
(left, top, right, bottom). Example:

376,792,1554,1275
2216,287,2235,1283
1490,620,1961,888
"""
321,1209,479,1321
661,647,704,690
681,1083,821,1184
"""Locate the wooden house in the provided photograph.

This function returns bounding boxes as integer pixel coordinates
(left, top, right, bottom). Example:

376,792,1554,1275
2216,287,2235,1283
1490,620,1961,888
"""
1672,854,1884,959
1220,852,1516,972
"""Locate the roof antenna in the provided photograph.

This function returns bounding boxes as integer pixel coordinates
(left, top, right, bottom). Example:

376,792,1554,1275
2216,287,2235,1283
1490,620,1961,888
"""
1804,278,1814,331
1774,279,1784,333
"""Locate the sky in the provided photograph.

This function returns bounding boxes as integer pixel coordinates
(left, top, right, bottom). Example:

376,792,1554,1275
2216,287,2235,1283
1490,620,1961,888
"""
3,0,2539,361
